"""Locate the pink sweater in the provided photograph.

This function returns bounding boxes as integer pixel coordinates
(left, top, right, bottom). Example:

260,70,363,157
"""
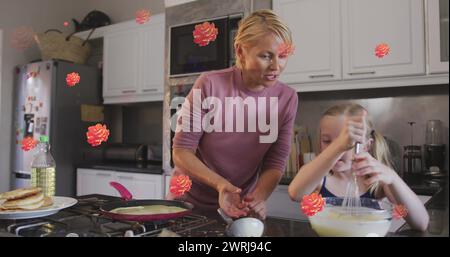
171,66,298,211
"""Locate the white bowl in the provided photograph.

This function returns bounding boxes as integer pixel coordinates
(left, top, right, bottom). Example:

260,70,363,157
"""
308,197,392,237
227,217,264,237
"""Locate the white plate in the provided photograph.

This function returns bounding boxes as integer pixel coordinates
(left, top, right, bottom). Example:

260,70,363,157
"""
0,196,78,220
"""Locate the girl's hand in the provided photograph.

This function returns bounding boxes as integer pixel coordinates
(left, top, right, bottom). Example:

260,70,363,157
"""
336,113,367,152
243,192,267,220
218,182,249,218
352,152,397,186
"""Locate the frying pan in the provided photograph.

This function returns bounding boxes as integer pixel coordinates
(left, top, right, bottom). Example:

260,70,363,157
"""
99,182,193,222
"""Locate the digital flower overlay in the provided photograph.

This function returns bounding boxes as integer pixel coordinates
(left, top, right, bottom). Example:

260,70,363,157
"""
278,43,295,57
21,137,38,151
301,192,325,216
86,124,110,147
193,22,218,47
375,43,390,58
66,72,80,87
135,9,151,24
393,204,408,219
170,175,192,197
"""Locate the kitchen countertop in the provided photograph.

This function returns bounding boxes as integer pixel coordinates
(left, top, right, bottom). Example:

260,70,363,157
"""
195,184,449,237
77,161,164,175
0,183,447,237
393,184,448,237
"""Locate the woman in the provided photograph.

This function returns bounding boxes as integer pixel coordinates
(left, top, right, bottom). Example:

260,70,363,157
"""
168,9,298,220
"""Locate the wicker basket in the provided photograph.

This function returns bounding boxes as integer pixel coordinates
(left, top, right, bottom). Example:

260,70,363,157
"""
34,29,95,64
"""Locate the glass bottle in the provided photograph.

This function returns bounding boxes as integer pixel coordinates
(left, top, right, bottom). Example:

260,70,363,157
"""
31,135,56,196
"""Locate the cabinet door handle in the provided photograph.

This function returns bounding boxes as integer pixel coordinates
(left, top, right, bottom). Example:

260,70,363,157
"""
309,74,334,78
96,173,112,177
118,175,134,180
122,90,136,94
142,88,158,92
348,71,376,75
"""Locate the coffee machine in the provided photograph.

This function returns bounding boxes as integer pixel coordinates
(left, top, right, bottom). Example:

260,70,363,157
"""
423,120,446,177
403,122,423,176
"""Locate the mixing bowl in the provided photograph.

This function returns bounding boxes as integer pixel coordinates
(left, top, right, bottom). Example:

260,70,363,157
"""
308,197,392,237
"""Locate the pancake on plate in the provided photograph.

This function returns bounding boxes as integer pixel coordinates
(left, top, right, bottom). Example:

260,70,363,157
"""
0,187,42,200
0,187,53,211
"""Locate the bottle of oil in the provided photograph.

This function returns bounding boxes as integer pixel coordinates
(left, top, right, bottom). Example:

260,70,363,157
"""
31,135,56,196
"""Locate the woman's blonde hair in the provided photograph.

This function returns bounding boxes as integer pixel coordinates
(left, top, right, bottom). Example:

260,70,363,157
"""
321,103,394,194
234,9,292,69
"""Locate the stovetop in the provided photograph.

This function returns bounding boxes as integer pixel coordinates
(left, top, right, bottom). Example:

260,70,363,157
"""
0,195,225,237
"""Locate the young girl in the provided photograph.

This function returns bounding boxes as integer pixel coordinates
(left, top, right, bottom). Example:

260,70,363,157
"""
288,103,429,231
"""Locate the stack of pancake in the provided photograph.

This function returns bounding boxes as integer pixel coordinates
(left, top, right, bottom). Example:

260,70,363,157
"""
0,187,53,211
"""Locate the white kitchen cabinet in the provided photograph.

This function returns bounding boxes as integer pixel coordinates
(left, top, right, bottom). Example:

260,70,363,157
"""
76,169,116,197
115,171,164,199
427,0,449,73
274,0,449,92
274,0,342,84
76,168,164,199
103,14,165,104
266,185,308,221
140,18,165,95
342,0,425,79
103,29,140,97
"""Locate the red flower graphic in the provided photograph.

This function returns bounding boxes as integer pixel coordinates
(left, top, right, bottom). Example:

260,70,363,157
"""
135,9,151,24
278,43,295,57
21,137,38,151
193,22,218,47
66,72,80,87
170,175,192,197
11,26,35,51
301,192,325,216
375,43,390,58
63,21,69,27
86,124,110,147
393,204,408,219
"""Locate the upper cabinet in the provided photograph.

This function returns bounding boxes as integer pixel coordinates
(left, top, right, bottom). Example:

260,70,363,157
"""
103,28,140,97
274,0,448,91
427,0,449,73
342,0,425,79
274,0,342,84
103,14,165,104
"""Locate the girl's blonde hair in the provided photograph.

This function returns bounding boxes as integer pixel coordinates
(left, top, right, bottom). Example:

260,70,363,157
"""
321,103,394,194
234,9,292,69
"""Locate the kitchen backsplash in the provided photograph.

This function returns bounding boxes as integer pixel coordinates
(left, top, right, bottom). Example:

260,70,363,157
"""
122,102,163,146
102,102,163,146
294,84,449,173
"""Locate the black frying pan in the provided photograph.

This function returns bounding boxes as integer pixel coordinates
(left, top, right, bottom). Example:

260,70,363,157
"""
99,182,193,222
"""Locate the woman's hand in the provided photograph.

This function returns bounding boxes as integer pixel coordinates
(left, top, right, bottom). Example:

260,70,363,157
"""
335,113,367,152
243,192,267,220
218,182,249,218
352,152,397,186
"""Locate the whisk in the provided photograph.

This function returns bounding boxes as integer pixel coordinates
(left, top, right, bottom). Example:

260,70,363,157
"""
341,143,363,215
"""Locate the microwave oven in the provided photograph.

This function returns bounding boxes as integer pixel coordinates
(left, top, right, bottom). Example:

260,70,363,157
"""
169,14,242,77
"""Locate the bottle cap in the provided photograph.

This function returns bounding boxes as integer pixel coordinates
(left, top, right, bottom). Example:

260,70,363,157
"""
40,135,49,142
